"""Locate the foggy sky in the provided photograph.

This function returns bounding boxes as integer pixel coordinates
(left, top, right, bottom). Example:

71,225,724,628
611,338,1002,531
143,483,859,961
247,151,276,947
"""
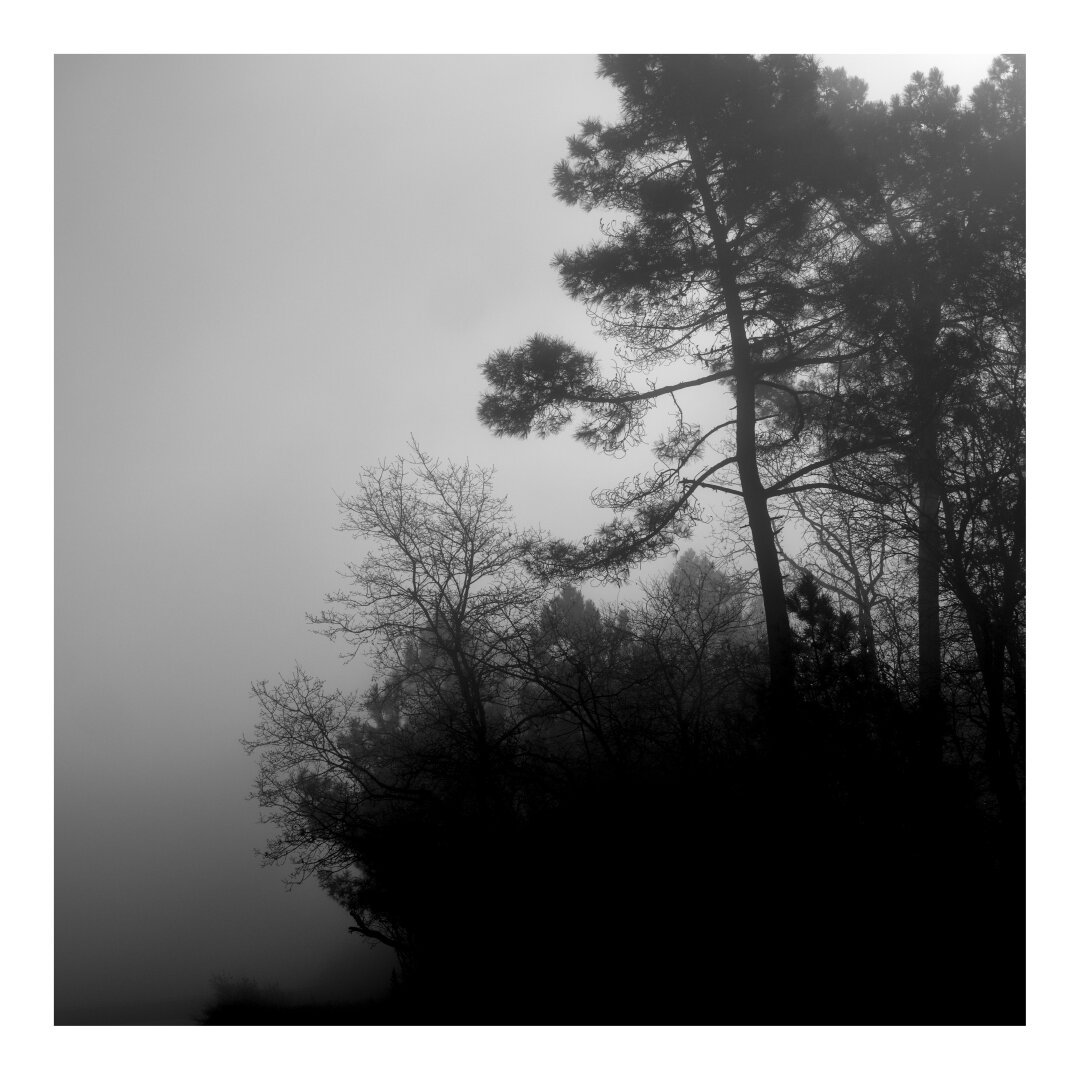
54,54,1001,1025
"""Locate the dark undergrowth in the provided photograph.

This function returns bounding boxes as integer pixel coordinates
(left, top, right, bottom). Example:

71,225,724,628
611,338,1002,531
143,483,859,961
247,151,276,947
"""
201,745,1025,1026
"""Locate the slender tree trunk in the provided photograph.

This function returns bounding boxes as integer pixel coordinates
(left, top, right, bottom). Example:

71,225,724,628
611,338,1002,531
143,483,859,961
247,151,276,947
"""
734,365,798,704
983,630,1022,837
1007,636,1025,762
1001,481,1025,765
940,506,1023,840
916,455,943,763
965,610,1022,866
848,562,879,677
682,128,796,706
911,333,944,769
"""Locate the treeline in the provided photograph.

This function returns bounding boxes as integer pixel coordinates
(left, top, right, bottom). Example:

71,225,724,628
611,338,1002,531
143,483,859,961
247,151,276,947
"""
244,55,1023,1024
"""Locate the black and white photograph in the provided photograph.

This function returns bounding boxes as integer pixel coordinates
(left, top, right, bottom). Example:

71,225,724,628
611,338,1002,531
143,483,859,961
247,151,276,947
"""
39,32,1047,1073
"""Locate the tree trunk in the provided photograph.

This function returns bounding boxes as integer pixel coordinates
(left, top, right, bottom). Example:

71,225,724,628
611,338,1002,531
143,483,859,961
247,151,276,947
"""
940,505,1023,841
982,629,1023,840
911,333,944,770
915,455,943,765
682,128,796,706
843,546,880,678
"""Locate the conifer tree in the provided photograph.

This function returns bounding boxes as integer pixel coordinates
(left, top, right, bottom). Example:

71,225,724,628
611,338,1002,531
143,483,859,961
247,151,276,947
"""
801,57,1025,768
479,55,855,703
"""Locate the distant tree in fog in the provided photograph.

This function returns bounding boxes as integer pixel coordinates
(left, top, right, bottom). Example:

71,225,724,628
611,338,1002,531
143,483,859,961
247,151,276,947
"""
246,442,543,962
627,550,756,756
311,437,542,754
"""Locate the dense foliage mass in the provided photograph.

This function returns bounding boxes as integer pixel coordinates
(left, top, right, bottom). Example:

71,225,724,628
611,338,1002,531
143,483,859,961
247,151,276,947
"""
244,56,1024,1024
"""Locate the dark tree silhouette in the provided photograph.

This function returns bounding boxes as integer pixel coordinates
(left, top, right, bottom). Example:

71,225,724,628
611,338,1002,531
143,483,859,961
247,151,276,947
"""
246,444,544,975
796,59,1026,770
479,55,864,707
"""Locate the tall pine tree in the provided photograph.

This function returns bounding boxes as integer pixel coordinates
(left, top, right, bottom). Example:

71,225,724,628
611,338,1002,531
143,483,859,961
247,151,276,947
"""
479,55,854,704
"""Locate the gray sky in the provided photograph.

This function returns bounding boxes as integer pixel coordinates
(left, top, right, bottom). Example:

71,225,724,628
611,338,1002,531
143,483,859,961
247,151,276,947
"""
54,54,1002,1024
